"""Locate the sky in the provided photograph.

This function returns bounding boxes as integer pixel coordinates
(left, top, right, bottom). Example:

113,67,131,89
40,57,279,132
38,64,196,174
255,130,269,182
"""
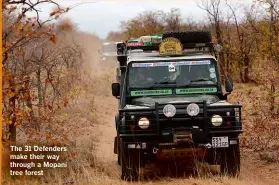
34,0,254,39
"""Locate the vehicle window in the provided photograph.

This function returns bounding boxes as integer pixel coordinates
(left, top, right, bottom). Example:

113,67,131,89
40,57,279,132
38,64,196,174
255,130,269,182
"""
128,60,218,88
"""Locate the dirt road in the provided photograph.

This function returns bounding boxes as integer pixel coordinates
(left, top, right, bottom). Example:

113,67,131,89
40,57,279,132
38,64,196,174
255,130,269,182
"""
94,96,120,177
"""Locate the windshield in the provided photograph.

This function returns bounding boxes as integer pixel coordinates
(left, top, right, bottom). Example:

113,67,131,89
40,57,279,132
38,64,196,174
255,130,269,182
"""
102,44,117,53
128,59,218,88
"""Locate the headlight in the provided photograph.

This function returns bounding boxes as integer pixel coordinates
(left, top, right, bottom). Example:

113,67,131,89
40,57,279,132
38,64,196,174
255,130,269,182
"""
211,115,223,126
187,103,200,116
163,104,176,117
138,117,149,129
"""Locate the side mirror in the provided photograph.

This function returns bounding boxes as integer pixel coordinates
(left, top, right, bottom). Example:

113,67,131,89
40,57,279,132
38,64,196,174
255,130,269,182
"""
112,83,120,97
117,42,125,55
225,78,233,93
117,55,127,67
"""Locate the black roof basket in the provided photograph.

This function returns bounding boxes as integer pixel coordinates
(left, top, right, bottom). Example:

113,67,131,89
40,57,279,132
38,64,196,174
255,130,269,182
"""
117,31,217,56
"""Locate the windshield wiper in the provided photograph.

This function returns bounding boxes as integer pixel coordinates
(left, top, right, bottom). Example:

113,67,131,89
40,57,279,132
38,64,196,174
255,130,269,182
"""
154,77,177,85
154,81,177,85
190,78,212,83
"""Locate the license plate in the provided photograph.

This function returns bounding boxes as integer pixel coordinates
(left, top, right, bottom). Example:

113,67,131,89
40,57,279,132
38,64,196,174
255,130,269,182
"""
212,137,229,148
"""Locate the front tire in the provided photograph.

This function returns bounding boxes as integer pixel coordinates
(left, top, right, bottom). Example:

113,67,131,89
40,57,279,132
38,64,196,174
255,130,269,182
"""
114,137,120,165
220,143,240,177
117,139,120,165
120,139,144,181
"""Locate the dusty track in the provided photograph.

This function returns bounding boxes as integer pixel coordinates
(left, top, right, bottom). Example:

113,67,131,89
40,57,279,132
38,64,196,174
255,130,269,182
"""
94,95,119,177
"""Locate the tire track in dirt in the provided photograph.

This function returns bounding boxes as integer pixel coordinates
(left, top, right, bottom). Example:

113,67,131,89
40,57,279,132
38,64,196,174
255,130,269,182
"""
94,95,120,178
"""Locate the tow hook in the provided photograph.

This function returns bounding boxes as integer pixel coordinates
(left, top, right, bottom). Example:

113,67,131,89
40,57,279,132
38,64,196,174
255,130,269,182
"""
199,143,212,149
153,147,159,154
205,143,212,149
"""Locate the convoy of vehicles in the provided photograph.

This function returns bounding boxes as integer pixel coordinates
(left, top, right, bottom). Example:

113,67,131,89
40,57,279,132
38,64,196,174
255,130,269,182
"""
100,42,120,61
108,31,242,181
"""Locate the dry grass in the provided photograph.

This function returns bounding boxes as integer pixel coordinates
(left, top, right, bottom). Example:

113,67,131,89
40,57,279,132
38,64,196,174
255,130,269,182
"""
3,173,275,185
229,83,279,151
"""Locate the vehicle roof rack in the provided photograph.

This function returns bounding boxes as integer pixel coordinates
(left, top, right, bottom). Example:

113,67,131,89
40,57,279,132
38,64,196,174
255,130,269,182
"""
116,31,219,58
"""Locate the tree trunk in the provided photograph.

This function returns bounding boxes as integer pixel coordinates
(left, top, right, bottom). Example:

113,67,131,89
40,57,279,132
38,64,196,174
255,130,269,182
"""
8,94,16,143
36,69,43,117
239,60,244,83
243,55,250,83
270,83,276,114
24,76,40,131
43,84,47,113
215,20,226,77
8,76,16,143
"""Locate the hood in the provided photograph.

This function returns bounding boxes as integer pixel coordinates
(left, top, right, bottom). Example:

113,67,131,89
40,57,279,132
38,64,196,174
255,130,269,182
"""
130,95,220,108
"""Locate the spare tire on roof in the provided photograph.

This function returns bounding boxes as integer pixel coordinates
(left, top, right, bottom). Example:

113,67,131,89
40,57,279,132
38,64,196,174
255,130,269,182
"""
162,31,212,44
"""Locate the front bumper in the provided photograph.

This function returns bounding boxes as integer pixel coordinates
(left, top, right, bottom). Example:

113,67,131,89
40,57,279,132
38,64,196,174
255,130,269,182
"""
123,136,240,151
118,101,242,140
117,100,242,155
120,136,239,161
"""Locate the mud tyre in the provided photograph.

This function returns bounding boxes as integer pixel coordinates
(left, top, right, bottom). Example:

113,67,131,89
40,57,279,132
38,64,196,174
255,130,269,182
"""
219,143,240,177
162,31,212,44
114,137,121,165
117,138,120,165
120,139,144,181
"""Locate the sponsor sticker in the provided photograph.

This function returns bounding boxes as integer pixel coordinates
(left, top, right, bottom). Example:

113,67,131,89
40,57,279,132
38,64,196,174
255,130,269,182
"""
189,60,211,65
136,144,141,149
131,89,172,96
142,143,147,149
168,64,176,72
131,60,211,68
132,63,154,67
176,87,218,94
159,37,183,55
128,144,135,149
